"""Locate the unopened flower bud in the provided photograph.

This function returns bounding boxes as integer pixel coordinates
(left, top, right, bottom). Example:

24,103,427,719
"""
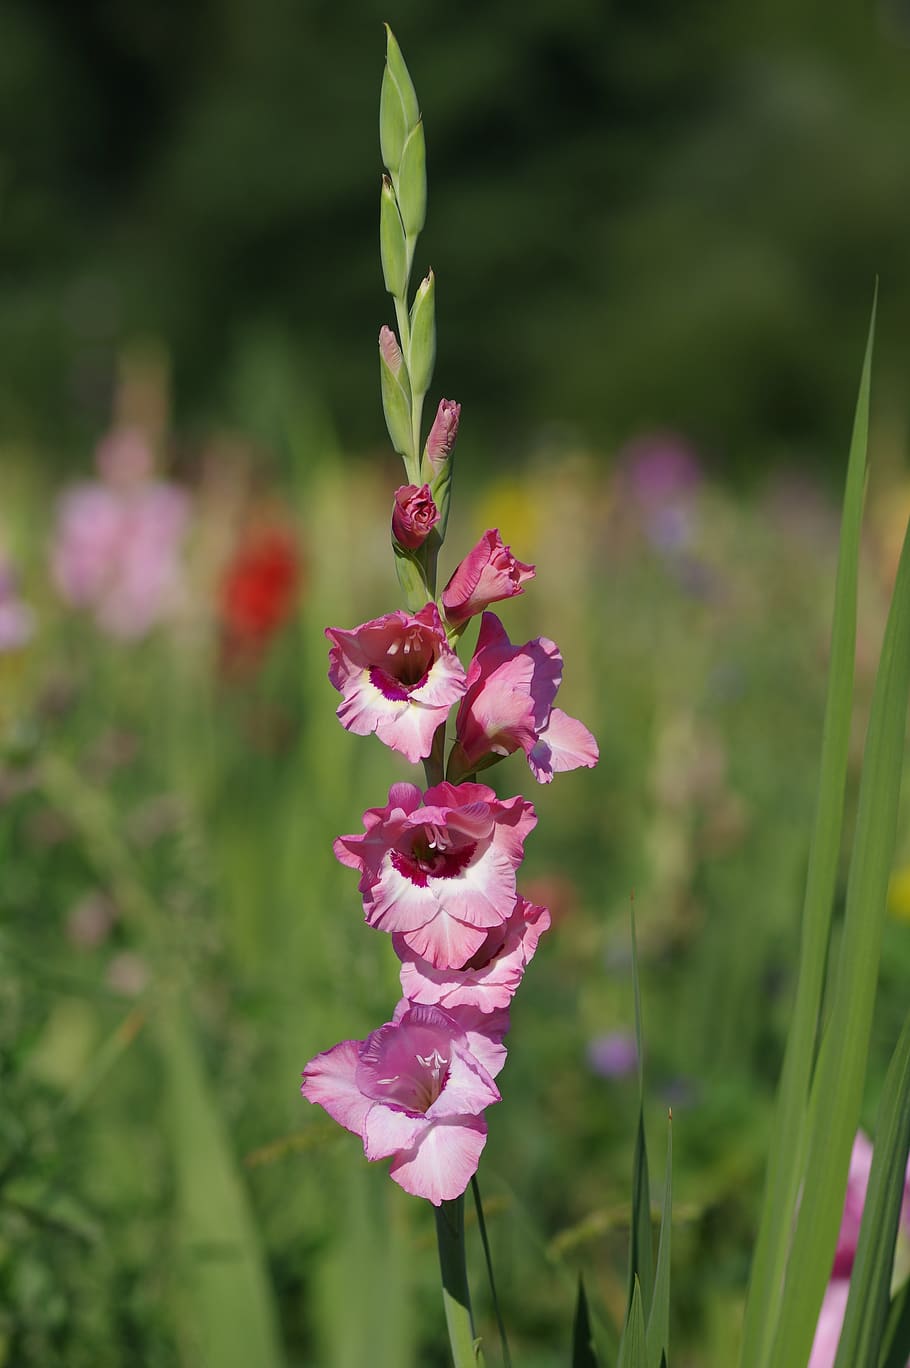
424,399,461,475
407,271,436,399
392,484,440,550
380,176,408,299
379,327,413,461
398,121,427,237
379,325,404,375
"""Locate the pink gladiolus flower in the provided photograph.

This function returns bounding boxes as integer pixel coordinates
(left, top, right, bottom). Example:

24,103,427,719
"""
52,474,189,639
334,780,537,969
449,612,599,783
809,1281,851,1368
326,604,466,763
441,529,534,626
396,896,550,1012
301,1002,501,1205
424,398,461,475
392,484,440,550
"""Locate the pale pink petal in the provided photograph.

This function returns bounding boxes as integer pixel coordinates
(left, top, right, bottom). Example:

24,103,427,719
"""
400,913,491,969
367,864,440,933
528,708,600,783
809,1280,850,1368
363,1105,427,1159
301,1039,371,1138
388,1117,487,1205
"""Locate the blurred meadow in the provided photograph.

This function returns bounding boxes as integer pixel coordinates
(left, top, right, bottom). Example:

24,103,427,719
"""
3,3,910,1366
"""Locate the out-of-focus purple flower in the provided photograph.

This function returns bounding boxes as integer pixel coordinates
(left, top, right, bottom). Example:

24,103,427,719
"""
51,432,189,639
0,557,34,652
618,432,703,552
587,1031,638,1079
66,891,116,949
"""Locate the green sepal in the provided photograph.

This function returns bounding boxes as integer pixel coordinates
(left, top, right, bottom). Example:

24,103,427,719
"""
408,270,436,400
384,26,420,131
398,121,427,236
380,177,408,299
380,64,407,174
379,332,414,464
393,541,430,612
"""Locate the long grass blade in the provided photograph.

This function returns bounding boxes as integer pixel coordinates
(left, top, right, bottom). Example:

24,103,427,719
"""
739,293,876,1368
769,506,910,1366
879,1278,910,1368
571,1276,600,1368
628,899,654,1319
163,1002,285,1368
646,1114,672,1368
618,1277,648,1368
833,1006,910,1367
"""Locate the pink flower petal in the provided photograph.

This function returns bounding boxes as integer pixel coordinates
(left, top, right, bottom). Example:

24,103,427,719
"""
388,1116,487,1205
528,707,600,783
362,1105,427,1160
301,1039,372,1138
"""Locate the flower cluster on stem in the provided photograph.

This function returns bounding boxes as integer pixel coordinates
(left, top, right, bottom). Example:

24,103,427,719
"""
301,29,598,1211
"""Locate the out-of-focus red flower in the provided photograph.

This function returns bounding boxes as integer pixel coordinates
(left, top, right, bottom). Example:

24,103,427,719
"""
219,526,301,667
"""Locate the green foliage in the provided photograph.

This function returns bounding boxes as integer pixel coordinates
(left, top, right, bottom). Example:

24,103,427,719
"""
739,297,875,1368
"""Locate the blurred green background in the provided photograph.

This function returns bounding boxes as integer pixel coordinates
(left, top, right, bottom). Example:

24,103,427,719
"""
3,4,910,1367
3,0,910,474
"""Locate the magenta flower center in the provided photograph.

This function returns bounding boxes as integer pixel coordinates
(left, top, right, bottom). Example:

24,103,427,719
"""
391,822,478,885
369,626,436,699
357,1021,452,1113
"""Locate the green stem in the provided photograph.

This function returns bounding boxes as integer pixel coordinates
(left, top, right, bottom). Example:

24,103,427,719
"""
471,1176,511,1368
434,1195,485,1367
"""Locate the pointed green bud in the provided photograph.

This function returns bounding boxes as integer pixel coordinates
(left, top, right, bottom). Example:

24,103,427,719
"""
380,176,408,298
407,271,436,399
379,326,413,463
384,26,420,132
379,64,407,174
397,121,426,237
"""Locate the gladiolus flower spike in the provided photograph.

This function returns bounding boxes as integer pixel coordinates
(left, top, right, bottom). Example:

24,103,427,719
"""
302,34,598,1366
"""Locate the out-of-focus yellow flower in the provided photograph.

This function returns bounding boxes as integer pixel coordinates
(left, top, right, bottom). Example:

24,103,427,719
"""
887,864,910,922
475,477,539,555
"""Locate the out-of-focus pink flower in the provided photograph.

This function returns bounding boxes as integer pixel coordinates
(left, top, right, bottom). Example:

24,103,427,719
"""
334,780,537,969
301,1001,501,1204
392,485,440,550
448,612,598,783
0,558,35,652
95,426,154,486
809,1131,910,1368
424,399,461,475
326,604,466,763
396,896,550,1012
52,469,189,639
587,1031,638,1079
441,530,534,626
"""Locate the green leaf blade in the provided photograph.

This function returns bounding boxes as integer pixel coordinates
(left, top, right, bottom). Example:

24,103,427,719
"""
739,292,876,1368
571,1276,600,1368
646,1116,672,1368
770,503,910,1366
